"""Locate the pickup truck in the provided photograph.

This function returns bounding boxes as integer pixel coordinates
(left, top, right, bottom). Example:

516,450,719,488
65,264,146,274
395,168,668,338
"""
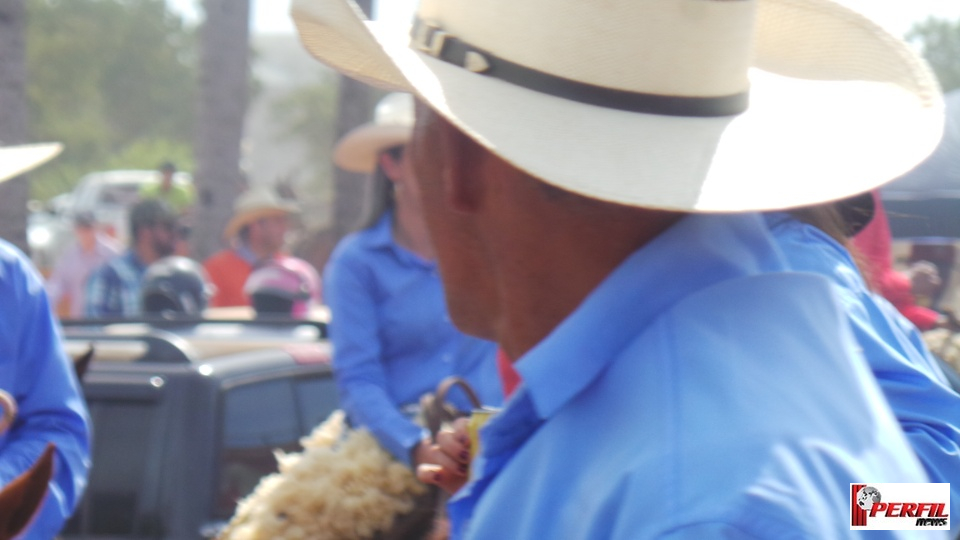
59,317,338,539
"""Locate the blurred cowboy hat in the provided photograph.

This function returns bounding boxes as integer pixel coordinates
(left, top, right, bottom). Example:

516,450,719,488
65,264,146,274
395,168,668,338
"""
0,143,62,183
334,92,414,173
224,188,300,239
292,0,944,212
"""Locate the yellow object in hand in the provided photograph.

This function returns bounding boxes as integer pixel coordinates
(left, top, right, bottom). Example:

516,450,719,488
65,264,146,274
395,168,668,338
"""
467,407,499,460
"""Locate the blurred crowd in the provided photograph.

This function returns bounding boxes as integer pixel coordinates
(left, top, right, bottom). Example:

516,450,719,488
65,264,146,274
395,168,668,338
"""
43,162,323,321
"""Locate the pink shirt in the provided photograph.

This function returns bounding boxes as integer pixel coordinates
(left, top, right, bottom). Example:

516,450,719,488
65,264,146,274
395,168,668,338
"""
46,234,121,317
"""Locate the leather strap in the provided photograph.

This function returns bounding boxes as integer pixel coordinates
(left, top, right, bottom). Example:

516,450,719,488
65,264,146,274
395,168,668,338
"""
412,19,749,118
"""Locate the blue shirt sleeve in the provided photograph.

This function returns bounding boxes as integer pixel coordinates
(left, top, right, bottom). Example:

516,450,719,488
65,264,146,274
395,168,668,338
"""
324,248,427,466
0,242,91,539
863,295,960,510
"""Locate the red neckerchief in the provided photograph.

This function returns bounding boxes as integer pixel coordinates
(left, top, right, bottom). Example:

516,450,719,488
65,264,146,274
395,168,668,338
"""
496,349,522,398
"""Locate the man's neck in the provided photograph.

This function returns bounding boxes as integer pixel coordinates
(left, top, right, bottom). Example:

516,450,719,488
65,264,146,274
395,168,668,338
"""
493,209,682,360
133,247,154,268
247,242,277,262
78,239,96,253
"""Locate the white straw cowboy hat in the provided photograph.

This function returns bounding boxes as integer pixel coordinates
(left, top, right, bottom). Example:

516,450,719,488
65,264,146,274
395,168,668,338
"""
292,0,943,212
0,143,62,183
224,188,300,240
334,92,414,173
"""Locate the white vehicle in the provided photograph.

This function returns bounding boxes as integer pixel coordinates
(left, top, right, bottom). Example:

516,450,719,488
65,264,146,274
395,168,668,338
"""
29,170,193,272
70,170,193,246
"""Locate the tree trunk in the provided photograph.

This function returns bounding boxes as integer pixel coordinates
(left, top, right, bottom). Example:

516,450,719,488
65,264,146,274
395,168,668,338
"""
332,78,374,239
193,0,251,260
0,0,30,252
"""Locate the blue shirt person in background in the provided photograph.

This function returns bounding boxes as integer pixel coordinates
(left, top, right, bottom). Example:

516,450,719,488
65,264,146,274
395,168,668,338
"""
85,199,178,318
323,93,502,467
0,143,90,538
767,207,960,534
294,0,946,537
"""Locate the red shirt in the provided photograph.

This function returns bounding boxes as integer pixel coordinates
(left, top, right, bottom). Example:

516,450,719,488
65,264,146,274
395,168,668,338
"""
203,249,253,307
852,191,940,330
497,349,522,398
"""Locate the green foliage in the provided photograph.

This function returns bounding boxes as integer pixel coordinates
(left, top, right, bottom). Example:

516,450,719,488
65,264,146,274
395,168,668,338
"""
907,16,960,93
25,0,197,200
103,137,194,172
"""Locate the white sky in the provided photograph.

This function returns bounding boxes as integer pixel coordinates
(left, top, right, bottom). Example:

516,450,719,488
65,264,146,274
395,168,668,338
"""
166,0,416,34
166,0,960,38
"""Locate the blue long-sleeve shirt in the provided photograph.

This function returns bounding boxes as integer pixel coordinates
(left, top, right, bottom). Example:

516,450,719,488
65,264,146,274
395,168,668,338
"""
450,213,934,539
0,239,91,538
766,212,960,533
324,212,502,465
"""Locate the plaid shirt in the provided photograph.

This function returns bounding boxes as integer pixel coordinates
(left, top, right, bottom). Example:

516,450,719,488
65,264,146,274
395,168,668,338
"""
84,250,146,317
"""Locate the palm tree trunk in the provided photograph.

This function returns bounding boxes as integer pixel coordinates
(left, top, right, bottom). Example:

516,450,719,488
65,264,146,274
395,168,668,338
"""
193,0,251,259
0,0,30,252
332,71,374,237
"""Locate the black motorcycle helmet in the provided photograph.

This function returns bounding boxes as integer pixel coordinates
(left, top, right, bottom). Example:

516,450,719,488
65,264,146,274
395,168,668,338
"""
141,256,214,316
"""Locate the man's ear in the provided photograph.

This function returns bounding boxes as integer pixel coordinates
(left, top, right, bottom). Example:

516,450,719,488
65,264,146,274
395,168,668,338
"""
440,119,484,214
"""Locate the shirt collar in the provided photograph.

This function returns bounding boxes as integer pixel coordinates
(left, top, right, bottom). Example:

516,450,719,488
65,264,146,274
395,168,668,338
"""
363,210,435,270
762,211,859,271
762,211,792,230
514,212,786,419
363,211,396,249
126,250,148,273
233,243,259,265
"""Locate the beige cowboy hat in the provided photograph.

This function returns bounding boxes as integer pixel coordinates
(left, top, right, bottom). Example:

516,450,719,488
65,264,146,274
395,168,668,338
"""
334,92,414,173
292,0,943,213
0,143,63,183
224,188,300,240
